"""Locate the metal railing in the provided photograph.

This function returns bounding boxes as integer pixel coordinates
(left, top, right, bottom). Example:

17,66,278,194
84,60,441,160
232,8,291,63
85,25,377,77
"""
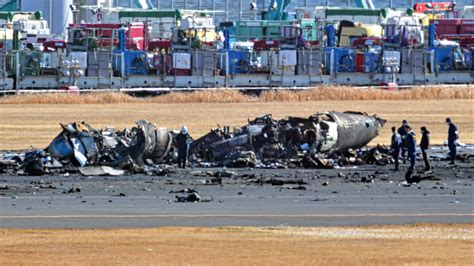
111,0,465,22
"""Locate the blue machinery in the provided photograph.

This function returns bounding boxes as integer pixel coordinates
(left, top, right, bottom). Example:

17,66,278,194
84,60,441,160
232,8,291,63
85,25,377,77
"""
428,24,457,72
324,24,356,74
113,29,147,76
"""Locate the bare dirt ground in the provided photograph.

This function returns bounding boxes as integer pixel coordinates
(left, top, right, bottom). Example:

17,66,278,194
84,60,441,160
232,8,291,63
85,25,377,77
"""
1,99,472,150
0,225,472,265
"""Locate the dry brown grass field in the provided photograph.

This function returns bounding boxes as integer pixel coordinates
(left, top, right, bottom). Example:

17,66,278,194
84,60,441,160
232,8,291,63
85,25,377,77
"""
0,225,472,265
0,98,472,150
0,86,472,104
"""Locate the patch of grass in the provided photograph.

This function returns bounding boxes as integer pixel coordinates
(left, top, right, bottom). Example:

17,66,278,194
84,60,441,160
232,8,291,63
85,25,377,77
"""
0,224,472,265
260,86,473,101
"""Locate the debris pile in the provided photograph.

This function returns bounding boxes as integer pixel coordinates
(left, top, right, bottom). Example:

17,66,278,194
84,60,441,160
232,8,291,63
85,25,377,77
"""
1,120,175,176
0,111,394,176
190,111,387,169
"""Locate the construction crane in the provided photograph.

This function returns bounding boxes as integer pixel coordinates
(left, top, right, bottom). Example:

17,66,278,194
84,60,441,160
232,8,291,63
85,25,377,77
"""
0,0,19,11
262,0,291,20
133,0,154,9
355,0,375,10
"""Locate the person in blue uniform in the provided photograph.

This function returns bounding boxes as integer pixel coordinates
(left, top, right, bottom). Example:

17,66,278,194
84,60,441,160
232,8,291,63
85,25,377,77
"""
176,126,190,169
419,126,431,171
397,120,409,163
404,125,417,170
390,126,402,171
446,118,458,165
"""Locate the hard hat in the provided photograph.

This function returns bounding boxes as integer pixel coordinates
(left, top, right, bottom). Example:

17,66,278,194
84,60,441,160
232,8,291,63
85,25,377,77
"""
181,126,188,134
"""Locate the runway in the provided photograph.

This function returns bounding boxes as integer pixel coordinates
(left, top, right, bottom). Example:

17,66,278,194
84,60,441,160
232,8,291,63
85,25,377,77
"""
1,159,472,228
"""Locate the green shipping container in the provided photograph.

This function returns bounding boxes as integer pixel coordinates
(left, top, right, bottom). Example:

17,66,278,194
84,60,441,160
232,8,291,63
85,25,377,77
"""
234,20,317,42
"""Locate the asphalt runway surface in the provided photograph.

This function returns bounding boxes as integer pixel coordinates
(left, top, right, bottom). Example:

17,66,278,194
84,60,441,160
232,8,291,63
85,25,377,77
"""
0,149,472,228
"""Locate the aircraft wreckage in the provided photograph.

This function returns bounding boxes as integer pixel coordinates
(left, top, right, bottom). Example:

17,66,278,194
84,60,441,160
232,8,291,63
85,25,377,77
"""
0,112,387,176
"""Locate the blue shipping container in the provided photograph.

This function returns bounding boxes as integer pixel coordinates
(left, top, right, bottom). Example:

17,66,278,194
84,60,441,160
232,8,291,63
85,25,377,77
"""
218,49,250,75
113,50,148,76
335,48,355,73
432,47,455,72
323,47,355,73
363,52,380,73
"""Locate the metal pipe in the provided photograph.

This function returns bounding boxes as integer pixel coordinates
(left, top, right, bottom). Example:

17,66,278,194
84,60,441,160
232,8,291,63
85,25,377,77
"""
49,0,53,32
239,0,242,20
225,0,228,21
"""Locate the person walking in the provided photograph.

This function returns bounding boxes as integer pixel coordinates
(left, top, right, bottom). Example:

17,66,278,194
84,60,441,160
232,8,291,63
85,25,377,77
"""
390,126,402,171
446,118,458,165
420,126,431,171
176,126,190,169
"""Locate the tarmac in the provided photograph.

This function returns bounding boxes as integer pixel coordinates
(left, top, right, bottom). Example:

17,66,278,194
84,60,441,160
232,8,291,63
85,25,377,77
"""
1,147,472,228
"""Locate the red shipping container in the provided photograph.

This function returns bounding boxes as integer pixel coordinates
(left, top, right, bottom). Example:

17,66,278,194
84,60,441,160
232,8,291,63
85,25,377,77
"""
430,19,460,37
460,20,474,35
127,22,146,50
460,37,474,49
172,69,190,76
355,52,364,72
253,40,279,51
148,40,172,51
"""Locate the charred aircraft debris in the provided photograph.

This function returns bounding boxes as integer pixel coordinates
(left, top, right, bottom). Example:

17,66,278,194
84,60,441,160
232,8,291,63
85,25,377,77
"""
190,111,387,168
0,111,389,176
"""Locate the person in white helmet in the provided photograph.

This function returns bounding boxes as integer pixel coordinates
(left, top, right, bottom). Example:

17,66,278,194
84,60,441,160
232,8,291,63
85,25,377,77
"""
176,126,190,168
